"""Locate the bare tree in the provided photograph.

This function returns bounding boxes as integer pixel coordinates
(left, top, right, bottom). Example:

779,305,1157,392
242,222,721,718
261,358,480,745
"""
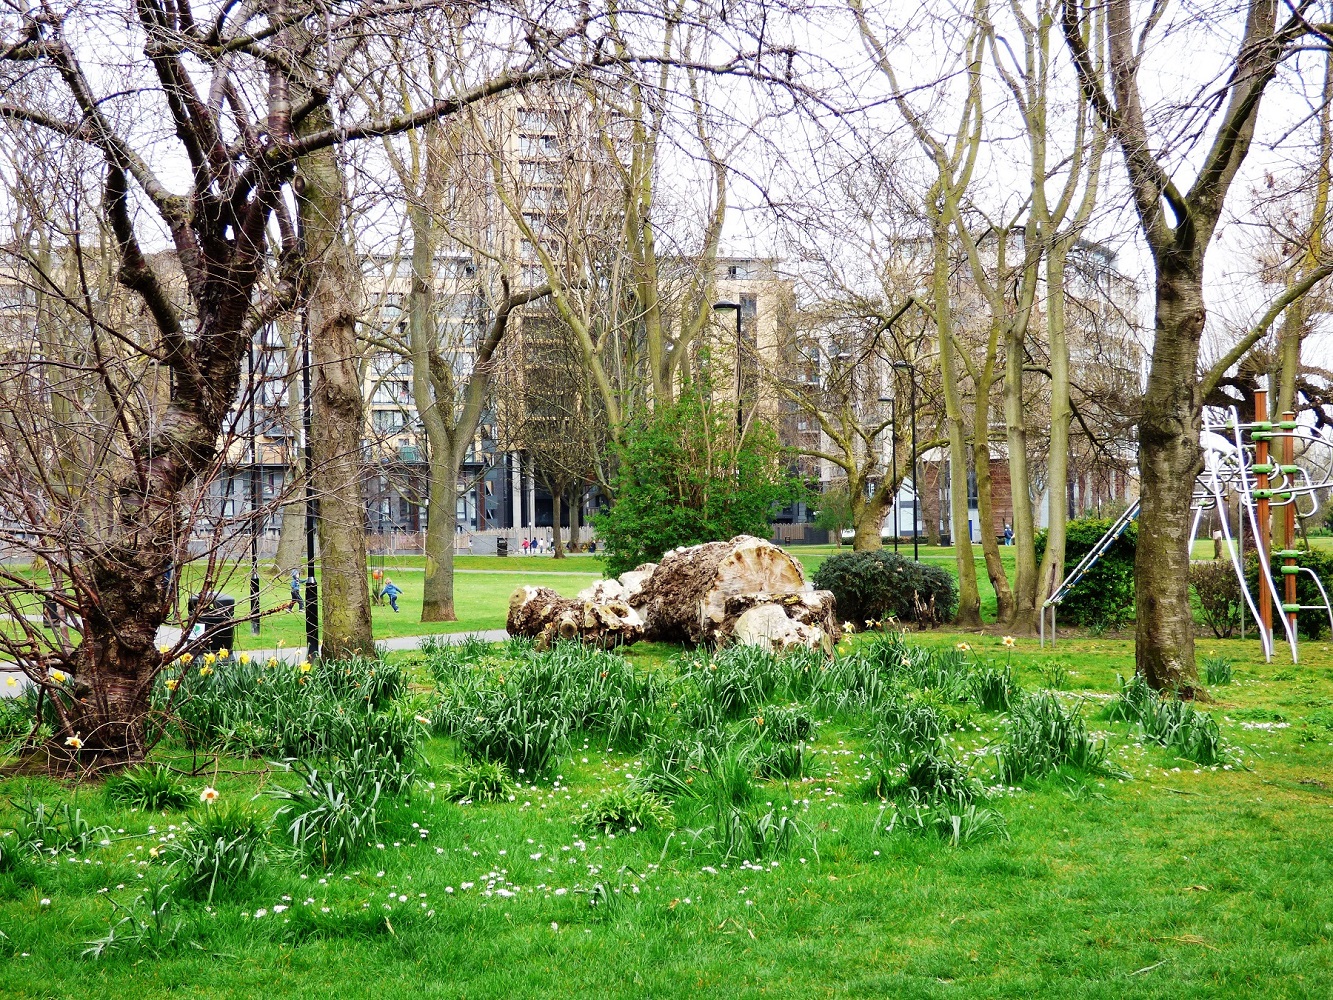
0,0,737,756
1061,0,1333,691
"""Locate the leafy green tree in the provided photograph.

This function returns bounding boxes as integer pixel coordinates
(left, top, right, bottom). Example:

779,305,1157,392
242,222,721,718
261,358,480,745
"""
593,383,802,576
813,482,855,547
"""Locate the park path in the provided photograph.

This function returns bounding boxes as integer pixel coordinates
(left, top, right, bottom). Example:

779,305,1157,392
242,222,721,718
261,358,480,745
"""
0,628,510,698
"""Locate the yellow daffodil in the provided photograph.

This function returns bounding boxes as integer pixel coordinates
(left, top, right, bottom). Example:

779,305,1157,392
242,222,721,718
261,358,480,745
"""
299,661,312,673
50,670,66,683
148,846,160,858
238,653,250,665
6,676,16,687
199,665,213,677
164,678,178,692
203,652,216,666
158,645,170,655
266,657,278,668
199,787,219,805
1002,636,1016,648
217,648,229,659
180,653,194,665
276,639,285,648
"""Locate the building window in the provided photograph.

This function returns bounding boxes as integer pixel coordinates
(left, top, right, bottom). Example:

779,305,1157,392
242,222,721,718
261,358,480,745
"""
372,409,405,434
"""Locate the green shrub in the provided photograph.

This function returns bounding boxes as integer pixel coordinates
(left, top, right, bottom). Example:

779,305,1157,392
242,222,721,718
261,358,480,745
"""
969,662,1019,712
1035,517,1137,629
578,787,674,834
82,883,185,960
1106,673,1230,765
879,792,1008,847
8,791,106,858
1037,659,1073,691
996,692,1116,782
440,759,516,803
166,653,416,762
1244,548,1333,639
1192,562,1243,638
812,550,958,626
757,705,817,743
435,643,659,774
1203,654,1234,686
268,739,416,868
592,379,803,576
167,805,267,903
105,764,192,812
753,739,813,780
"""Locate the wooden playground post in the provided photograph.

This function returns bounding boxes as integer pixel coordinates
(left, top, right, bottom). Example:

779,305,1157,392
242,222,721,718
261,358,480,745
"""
1255,386,1272,637
1283,410,1298,635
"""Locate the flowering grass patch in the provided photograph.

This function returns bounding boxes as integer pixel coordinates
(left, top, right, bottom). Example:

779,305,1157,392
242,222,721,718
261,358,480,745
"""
2,633,1332,997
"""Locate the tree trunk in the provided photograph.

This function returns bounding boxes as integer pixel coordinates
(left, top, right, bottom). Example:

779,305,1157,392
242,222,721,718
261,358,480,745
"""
297,107,374,658
506,585,644,648
1036,244,1074,614
551,491,565,559
972,380,1014,624
568,487,582,553
420,447,458,622
851,491,884,551
273,331,306,576
1004,321,1039,635
1135,266,1206,694
931,214,982,627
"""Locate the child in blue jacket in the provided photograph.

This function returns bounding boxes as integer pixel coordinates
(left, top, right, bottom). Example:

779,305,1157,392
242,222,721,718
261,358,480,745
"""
382,579,403,612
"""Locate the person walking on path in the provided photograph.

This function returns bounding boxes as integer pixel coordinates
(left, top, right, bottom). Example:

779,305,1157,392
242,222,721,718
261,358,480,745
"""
382,578,403,613
290,569,304,610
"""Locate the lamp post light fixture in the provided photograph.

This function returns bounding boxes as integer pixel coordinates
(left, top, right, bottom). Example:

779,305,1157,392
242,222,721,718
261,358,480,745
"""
712,299,744,436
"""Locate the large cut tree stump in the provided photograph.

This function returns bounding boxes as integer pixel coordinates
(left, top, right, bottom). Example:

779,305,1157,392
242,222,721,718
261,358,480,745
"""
635,535,836,646
506,586,644,649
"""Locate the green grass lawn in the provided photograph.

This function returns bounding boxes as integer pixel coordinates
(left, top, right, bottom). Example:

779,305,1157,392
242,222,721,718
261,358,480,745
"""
165,561,601,649
3,631,1332,997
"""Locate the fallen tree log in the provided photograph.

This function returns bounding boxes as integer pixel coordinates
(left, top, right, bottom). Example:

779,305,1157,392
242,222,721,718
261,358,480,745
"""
506,586,644,649
576,563,657,605
634,535,839,646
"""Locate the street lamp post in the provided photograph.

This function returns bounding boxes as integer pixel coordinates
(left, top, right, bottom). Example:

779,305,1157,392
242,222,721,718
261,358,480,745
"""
890,360,918,561
301,306,320,658
247,336,261,636
712,300,744,436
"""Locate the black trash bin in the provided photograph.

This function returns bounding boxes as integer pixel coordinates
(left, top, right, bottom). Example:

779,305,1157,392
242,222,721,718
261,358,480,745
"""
496,537,509,557
187,592,236,653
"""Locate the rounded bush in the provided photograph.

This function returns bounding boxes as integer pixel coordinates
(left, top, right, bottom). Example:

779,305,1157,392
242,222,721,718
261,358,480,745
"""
1035,517,1137,629
811,550,958,626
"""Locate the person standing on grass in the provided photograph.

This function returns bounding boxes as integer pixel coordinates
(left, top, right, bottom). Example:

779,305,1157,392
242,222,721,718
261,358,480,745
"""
521,537,530,556
382,578,402,613
290,569,304,610
1003,523,1013,546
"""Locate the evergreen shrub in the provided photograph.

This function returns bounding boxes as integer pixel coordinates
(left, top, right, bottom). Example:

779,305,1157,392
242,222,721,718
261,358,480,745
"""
811,550,957,626
1035,517,1137,629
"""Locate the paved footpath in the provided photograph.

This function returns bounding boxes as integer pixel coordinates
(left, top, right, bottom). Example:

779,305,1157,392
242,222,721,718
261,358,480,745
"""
0,628,510,697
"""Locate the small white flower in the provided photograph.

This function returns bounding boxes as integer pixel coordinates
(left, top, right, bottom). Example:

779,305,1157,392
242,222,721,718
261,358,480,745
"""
39,898,50,906
199,786,219,804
